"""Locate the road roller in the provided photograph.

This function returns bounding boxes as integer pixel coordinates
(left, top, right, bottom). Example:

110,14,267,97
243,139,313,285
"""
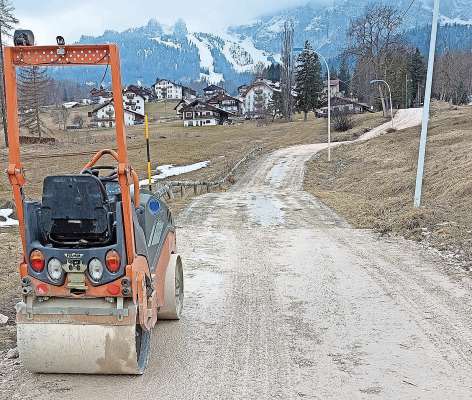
4,32,183,374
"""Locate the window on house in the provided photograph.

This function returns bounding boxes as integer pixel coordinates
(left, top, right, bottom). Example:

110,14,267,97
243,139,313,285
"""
206,120,211,124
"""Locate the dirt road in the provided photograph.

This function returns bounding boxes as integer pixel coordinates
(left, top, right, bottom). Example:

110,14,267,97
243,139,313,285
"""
2,109,472,399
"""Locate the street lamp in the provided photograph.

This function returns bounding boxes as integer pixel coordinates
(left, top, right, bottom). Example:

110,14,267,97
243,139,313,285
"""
315,50,331,162
370,79,394,129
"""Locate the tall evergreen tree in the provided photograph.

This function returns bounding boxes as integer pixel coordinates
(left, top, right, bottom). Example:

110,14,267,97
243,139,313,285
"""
18,67,49,138
294,41,322,121
0,0,18,147
408,48,426,107
338,57,351,96
265,63,281,82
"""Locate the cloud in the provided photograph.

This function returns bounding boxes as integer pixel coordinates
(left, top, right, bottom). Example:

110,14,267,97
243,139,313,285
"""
14,0,311,44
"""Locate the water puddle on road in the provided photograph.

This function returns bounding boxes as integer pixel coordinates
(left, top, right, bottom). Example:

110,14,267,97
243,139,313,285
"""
247,194,285,226
267,159,290,188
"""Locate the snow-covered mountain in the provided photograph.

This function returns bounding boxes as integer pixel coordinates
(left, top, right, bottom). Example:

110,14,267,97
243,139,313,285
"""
51,1,471,94
52,19,277,93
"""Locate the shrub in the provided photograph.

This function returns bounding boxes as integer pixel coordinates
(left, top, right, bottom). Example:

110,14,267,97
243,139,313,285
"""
332,111,354,132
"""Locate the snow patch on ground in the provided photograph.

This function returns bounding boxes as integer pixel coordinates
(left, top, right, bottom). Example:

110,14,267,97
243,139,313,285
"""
266,17,286,33
0,209,18,228
220,34,274,73
187,34,224,84
152,38,181,49
139,161,210,186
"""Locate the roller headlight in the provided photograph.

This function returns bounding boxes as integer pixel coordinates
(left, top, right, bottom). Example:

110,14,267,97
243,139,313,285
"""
47,258,64,281
88,258,104,282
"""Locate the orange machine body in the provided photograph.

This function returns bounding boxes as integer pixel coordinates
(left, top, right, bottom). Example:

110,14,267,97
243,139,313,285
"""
3,44,172,332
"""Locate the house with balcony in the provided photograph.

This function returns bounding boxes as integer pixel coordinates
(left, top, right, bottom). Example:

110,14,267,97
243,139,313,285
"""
88,101,144,128
122,88,145,116
180,100,236,127
153,79,196,100
90,87,112,104
203,84,226,99
207,93,242,115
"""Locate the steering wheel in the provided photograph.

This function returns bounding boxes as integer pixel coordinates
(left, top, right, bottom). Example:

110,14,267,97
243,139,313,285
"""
82,165,118,182
81,149,140,207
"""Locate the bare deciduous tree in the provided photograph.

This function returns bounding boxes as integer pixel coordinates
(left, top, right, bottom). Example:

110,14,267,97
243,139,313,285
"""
280,20,294,122
346,4,403,116
433,51,472,105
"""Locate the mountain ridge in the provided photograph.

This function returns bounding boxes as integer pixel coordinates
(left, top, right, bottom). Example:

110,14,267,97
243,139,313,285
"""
50,1,471,94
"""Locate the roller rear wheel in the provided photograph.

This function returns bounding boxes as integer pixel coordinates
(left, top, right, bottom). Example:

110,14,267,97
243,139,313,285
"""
158,254,184,320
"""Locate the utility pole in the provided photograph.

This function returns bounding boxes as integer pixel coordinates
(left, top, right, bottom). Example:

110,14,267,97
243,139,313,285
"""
315,50,331,162
414,0,440,208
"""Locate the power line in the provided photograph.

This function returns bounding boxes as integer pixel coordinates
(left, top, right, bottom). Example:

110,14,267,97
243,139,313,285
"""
401,0,417,20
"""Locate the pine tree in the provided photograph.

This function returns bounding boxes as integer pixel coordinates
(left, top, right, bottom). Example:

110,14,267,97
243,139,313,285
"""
294,41,323,121
267,90,283,121
253,88,267,121
338,57,351,96
408,48,426,107
0,0,18,147
18,67,49,138
266,63,281,82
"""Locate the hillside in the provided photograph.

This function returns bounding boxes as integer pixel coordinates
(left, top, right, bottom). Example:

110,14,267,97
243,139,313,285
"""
304,102,472,267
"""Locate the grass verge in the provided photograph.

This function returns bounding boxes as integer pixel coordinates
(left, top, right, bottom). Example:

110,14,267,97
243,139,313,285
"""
304,102,472,268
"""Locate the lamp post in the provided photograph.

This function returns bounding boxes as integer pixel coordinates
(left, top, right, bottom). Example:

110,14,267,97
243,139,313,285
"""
315,50,331,162
370,79,394,129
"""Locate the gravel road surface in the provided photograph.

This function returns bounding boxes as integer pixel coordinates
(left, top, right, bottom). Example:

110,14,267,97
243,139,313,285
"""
2,109,472,399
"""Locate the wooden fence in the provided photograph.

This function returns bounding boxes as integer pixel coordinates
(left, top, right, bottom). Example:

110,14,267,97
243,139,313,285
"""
153,146,263,200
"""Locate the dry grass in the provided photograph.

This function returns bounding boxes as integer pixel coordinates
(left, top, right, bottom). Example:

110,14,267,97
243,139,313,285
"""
304,102,472,265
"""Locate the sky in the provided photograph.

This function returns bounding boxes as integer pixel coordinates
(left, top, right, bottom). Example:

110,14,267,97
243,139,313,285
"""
14,0,315,44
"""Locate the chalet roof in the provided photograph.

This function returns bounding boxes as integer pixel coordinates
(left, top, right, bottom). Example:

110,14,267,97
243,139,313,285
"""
207,93,242,104
90,87,112,97
123,87,145,100
323,79,340,86
241,80,278,97
319,96,373,111
91,100,145,117
125,85,153,98
155,78,182,87
180,100,237,116
203,84,224,92
174,99,191,110
91,101,113,114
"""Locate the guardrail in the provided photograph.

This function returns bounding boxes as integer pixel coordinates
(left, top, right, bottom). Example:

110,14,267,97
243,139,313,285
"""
153,146,263,200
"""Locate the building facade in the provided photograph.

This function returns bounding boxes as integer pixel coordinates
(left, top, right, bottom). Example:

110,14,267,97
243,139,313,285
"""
123,89,145,116
203,84,226,99
88,101,145,128
181,100,234,127
207,93,242,115
241,81,277,118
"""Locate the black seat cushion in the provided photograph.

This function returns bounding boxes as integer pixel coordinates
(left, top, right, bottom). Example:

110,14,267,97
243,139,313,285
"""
40,175,113,244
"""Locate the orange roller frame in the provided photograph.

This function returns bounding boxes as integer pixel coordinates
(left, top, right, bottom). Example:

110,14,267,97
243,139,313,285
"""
3,44,137,265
